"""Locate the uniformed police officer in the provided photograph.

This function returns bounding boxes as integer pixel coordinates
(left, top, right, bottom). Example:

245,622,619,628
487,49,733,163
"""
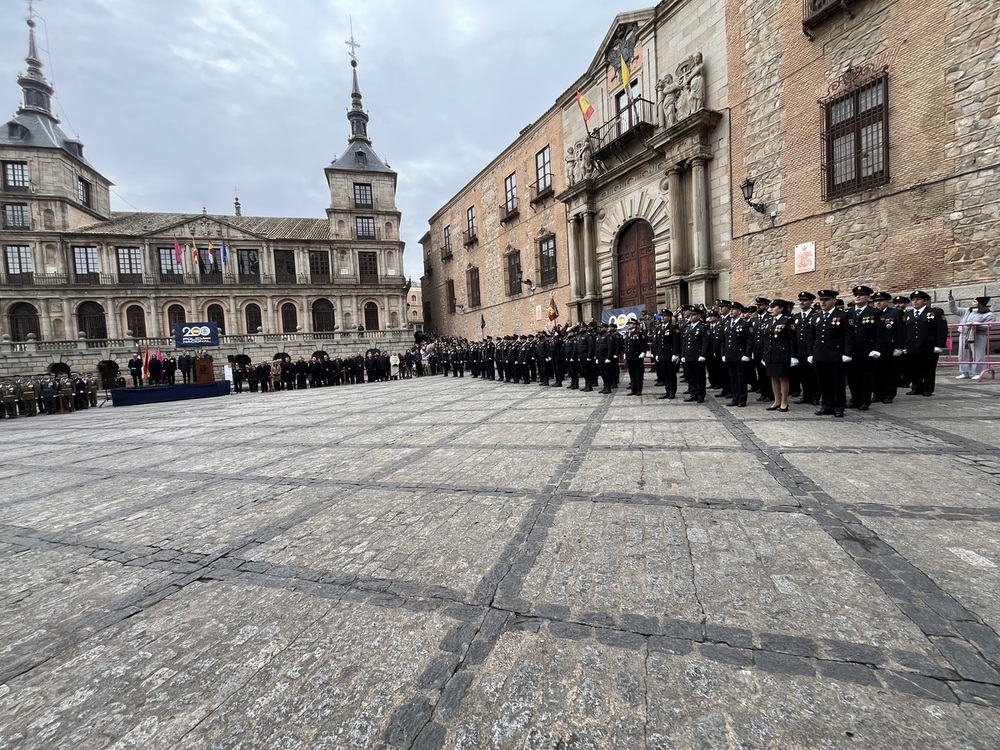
653,311,681,400
846,285,883,411
623,318,647,395
872,291,904,403
805,290,855,417
721,302,753,407
902,290,948,396
681,307,710,402
761,299,798,411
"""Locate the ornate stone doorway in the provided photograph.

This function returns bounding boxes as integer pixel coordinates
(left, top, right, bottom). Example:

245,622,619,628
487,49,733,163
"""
616,219,656,312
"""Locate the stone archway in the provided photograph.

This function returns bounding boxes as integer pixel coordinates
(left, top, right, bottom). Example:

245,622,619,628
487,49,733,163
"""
616,219,656,313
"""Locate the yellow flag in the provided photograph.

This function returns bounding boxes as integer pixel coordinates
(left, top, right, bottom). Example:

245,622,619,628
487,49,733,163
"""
620,54,632,97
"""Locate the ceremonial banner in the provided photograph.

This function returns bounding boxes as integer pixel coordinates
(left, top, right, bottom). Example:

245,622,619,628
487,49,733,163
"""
602,304,646,330
174,322,220,348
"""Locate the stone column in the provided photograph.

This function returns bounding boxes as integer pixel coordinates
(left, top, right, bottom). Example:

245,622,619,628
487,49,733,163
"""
301,294,310,333
691,157,710,271
148,296,159,337
583,210,596,298
228,297,239,336
566,214,580,302
265,296,276,333
104,297,119,338
667,165,685,276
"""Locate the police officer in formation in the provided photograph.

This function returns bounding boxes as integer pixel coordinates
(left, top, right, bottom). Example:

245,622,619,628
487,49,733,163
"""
1,371,101,418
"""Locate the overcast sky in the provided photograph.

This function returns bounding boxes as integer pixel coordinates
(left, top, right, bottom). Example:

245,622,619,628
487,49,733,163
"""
1,0,626,282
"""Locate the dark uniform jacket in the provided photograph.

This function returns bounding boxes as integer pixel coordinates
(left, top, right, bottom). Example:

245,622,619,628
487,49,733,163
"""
652,322,680,361
805,308,856,361
851,305,884,355
681,320,711,361
721,316,754,361
902,306,948,354
761,314,798,364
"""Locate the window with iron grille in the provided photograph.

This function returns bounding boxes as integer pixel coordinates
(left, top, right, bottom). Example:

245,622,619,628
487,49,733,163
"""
467,267,481,307
505,250,522,297
126,305,147,337
168,304,187,329
309,250,330,282
281,303,298,332
358,251,378,284
823,72,889,200
117,247,143,280
2,161,29,190
538,236,557,286
503,173,518,215
5,245,33,275
312,298,336,331
207,304,226,334
245,304,262,333
274,249,296,282
447,278,456,314
354,183,373,208
77,177,92,207
356,216,376,239
2,203,30,229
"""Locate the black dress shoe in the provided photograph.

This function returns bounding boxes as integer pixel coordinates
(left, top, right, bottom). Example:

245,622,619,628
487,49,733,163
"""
905,390,923,396
793,398,808,405
815,408,833,415
657,394,671,399
833,411,845,418
627,392,639,396
766,404,780,411
653,381,663,387
725,400,738,406
599,389,611,394
736,402,747,407
881,398,893,404
845,401,857,409
581,387,593,392
923,392,933,396
683,395,698,402
697,398,704,403
858,404,869,411
756,395,769,401
779,406,789,412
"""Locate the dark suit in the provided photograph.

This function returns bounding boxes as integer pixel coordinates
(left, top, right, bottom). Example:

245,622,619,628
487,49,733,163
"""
623,327,647,394
805,308,855,413
722,315,754,406
847,305,883,407
874,306,904,402
903,306,948,395
681,320,711,401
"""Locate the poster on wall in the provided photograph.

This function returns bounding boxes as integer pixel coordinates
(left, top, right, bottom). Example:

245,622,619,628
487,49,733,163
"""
794,242,816,274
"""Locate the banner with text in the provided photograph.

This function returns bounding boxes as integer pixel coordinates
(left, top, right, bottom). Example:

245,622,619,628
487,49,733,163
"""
602,304,647,331
174,322,220,348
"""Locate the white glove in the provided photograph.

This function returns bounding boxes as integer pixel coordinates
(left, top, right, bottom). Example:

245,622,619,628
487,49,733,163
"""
761,360,766,366
893,349,903,357
721,356,726,362
869,350,881,359
842,355,852,363
604,359,610,363
698,356,706,362
807,356,814,364
933,347,943,354
672,356,680,363
741,355,750,362
546,357,551,362
791,358,799,366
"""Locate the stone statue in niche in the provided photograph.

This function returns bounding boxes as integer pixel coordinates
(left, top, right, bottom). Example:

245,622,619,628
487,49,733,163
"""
675,52,706,120
577,139,595,181
565,145,578,185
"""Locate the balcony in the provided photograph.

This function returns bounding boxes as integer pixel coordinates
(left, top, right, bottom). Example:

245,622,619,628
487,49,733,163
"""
200,271,224,285
73,272,116,285
6,272,33,285
499,198,519,223
530,175,554,203
462,229,478,247
440,244,453,261
1,218,30,230
591,97,656,160
275,271,297,284
803,0,857,32
238,272,262,285
118,273,144,285
158,272,185,285
424,258,433,276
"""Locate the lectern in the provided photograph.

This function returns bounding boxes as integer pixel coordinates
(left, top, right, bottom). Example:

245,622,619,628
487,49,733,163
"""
193,359,215,383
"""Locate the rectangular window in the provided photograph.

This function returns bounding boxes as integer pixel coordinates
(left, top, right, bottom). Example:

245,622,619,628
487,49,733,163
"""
77,177,92,207
467,267,481,308
447,278,457,314
356,216,376,239
538,236,557,286
615,82,640,137
158,247,184,281
443,225,452,256
5,245,33,283
309,250,330,283
274,249,296,283
465,205,477,245
117,247,143,283
534,146,552,197
1,203,30,229
238,249,260,282
505,250,522,297
354,183,373,208
73,245,100,284
2,161,29,190
823,72,889,199
502,173,518,218
358,251,379,284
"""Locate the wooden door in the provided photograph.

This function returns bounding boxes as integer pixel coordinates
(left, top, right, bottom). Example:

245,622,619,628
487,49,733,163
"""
616,220,656,312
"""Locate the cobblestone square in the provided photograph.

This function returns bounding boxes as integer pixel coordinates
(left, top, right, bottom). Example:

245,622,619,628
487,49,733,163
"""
1,374,999,748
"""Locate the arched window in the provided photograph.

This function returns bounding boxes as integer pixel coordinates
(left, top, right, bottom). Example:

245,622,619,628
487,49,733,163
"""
280,303,298,333
363,301,379,331
245,303,262,334
126,305,147,337
167,304,186,333
9,302,40,341
207,304,226,334
77,301,107,339
312,298,336,332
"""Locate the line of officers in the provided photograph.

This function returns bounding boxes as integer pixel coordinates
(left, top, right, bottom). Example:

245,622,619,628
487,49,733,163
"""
1,372,101,419
428,286,948,417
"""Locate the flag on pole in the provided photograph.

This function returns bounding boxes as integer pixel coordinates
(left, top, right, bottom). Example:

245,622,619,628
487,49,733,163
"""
548,297,559,321
173,238,183,266
480,314,486,330
155,347,162,363
208,240,216,264
620,54,632,98
576,91,594,122
221,239,229,266
143,346,150,380
191,241,199,264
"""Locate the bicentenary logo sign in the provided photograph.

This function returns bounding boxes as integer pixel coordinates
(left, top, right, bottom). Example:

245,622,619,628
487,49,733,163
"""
174,322,220,348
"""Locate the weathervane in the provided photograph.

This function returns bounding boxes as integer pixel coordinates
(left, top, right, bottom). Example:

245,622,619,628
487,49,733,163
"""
27,0,39,19
345,17,360,61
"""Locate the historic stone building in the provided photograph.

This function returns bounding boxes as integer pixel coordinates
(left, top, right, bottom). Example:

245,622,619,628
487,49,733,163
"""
727,0,1000,301
421,1,731,329
0,17,407,345
421,106,568,338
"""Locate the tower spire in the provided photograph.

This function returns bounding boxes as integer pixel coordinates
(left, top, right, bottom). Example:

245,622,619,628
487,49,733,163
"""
345,24,370,145
18,12,57,121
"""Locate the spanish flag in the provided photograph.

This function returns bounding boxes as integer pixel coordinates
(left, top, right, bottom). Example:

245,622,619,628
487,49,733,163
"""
143,346,150,380
620,54,632,97
576,91,594,122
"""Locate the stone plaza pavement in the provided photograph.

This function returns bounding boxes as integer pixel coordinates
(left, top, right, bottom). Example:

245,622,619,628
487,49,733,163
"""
1,372,1000,749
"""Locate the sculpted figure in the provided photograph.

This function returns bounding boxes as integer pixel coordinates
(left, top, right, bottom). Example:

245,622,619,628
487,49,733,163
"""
658,74,682,128
687,52,705,115
565,146,578,185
